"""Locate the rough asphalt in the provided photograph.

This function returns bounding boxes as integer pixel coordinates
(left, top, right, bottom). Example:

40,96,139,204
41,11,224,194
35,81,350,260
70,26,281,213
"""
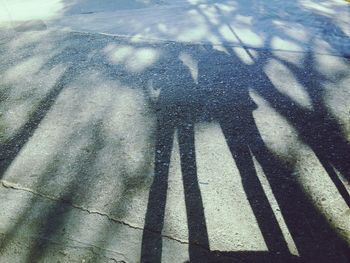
0,1,349,263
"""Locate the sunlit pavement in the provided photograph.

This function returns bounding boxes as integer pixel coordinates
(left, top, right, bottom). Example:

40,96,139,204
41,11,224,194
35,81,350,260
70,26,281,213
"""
0,1,349,262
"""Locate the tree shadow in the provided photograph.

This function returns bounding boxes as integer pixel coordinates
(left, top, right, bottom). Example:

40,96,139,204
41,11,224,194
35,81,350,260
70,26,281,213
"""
0,66,72,178
0,31,95,179
249,51,350,207
0,32,153,262
277,52,350,205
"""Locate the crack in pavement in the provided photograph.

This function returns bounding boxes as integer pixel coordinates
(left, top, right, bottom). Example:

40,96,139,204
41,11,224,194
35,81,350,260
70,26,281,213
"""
0,180,192,247
1,179,226,255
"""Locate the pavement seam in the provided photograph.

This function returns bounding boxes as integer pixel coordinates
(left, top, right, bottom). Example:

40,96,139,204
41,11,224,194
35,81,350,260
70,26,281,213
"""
58,28,349,58
0,180,192,246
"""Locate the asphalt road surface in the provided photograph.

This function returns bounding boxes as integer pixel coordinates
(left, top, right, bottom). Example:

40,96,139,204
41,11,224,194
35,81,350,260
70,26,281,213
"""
0,1,349,262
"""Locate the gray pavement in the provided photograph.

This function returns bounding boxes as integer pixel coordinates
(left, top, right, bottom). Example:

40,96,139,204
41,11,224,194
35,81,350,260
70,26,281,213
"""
0,1,350,263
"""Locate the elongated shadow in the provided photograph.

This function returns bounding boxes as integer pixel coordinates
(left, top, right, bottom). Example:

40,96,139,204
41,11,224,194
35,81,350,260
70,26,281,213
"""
219,116,290,255
178,121,210,262
141,115,175,263
141,108,209,262
220,106,349,262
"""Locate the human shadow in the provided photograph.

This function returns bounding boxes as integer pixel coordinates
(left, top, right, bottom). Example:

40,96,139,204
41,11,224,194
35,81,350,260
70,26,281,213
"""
0,20,348,262
141,43,349,262
219,94,349,262
141,53,210,262
194,0,350,205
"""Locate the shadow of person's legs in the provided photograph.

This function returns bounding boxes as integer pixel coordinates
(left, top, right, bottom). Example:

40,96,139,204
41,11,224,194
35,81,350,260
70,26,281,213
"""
220,112,290,256
141,117,175,263
239,112,349,262
178,122,210,263
141,118,212,263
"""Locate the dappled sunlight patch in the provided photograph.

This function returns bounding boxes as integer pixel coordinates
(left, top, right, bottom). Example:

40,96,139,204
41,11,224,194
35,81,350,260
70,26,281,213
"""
0,63,66,143
3,56,46,81
7,31,51,50
264,59,313,110
206,35,223,46
312,54,350,139
172,8,211,42
312,38,343,56
233,26,264,48
130,33,165,44
103,45,133,64
218,25,238,43
322,79,350,142
214,2,237,13
234,15,253,26
232,47,255,65
156,23,169,33
179,52,199,84
177,25,208,42
271,36,303,52
103,44,160,72
211,44,230,54
272,20,286,27
282,25,308,42
299,0,337,15
272,50,304,66
198,4,220,25
314,52,349,78
145,79,161,102
249,90,299,164
187,0,204,4
1,100,37,140
133,48,160,72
